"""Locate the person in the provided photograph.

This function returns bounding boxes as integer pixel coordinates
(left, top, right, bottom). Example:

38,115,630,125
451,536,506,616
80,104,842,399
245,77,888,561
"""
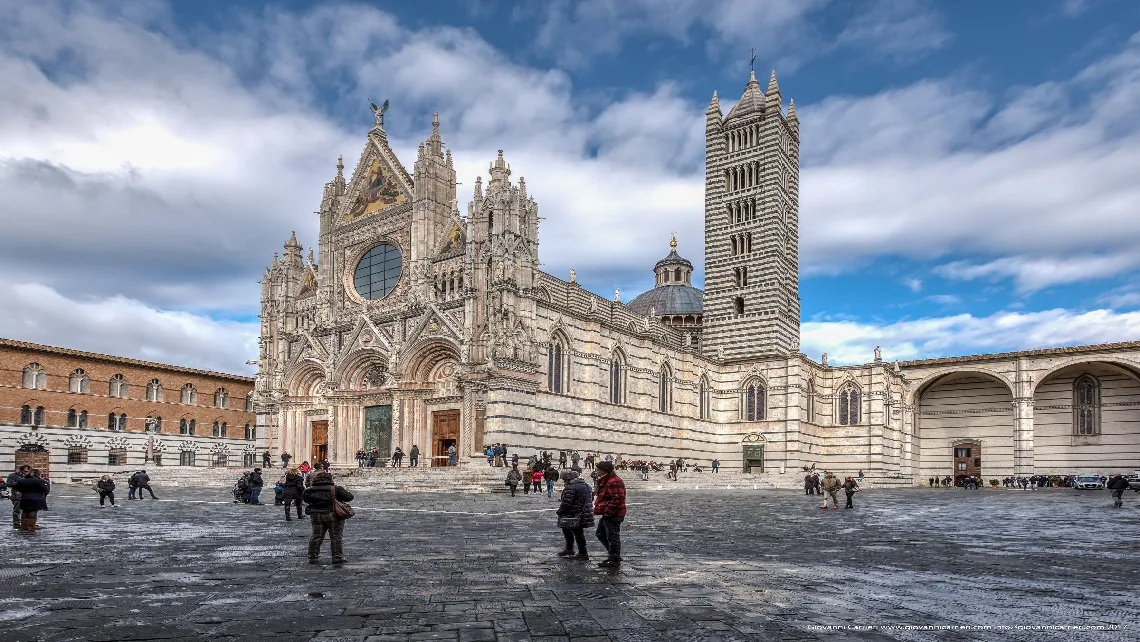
392,447,404,468
857,469,865,481
281,452,292,469
592,461,626,568
544,465,559,498
447,443,457,467
127,471,138,500
248,467,264,505
6,465,30,529
281,467,305,521
485,446,494,466
298,461,312,482
556,470,594,560
804,473,814,496
558,451,567,469
133,470,157,500
812,472,822,495
96,475,118,508
640,461,649,481
820,472,841,509
14,469,50,531
505,465,522,496
409,444,420,468
1107,474,1131,508
711,459,720,473
530,469,543,495
928,476,935,488
320,459,331,472
262,451,272,468
668,461,678,481
302,471,354,564
842,476,860,509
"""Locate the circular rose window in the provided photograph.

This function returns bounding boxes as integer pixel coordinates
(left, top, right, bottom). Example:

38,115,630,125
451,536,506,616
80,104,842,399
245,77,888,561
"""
353,243,402,300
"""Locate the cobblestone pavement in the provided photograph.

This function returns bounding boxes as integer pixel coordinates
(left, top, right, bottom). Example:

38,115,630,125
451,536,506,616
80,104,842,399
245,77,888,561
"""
1,485,1135,641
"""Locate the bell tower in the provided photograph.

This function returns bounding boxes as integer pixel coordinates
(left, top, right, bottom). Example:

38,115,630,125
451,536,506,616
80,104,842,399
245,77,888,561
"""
702,70,801,360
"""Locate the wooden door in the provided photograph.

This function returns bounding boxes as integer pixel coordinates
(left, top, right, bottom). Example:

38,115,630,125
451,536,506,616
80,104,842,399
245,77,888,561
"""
432,410,460,465
311,420,329,465
15,445,50,474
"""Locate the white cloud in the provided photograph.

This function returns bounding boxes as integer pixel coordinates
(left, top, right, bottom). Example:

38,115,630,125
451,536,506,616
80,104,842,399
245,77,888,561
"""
802,307,1140,365
834,0,952,61
903,277,923,292
935,255,1140,293
0,283,258,375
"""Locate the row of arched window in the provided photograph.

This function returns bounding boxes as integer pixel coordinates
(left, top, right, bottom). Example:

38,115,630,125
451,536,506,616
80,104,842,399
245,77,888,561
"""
544,340,868,425
21,364,249,410
726,198,758,225
725,161,762,192
18,404,253,439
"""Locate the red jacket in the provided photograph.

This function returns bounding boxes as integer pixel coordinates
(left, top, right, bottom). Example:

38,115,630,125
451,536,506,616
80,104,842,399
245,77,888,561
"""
593,474,627,517
531,471,543,483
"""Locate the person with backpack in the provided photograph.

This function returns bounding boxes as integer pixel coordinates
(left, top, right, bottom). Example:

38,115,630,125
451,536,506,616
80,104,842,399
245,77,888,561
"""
301,471,354,564
556,470,594,560
505,466,522,497
1107,474,1131,508
543,465,560,498
96,475,118,508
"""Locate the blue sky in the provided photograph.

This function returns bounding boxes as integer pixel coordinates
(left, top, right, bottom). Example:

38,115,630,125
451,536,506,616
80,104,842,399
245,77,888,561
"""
1,0,1139,374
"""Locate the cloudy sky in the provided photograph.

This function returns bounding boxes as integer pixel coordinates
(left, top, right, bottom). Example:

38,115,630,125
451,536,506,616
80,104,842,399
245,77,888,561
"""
1,0,1139,374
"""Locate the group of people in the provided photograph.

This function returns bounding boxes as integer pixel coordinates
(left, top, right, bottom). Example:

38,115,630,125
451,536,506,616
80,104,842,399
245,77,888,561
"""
4,465,50,531
353,446,422,468
804,471,861,509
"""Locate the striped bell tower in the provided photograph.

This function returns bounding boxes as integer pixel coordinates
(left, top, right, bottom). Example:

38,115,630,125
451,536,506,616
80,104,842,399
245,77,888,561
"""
702,70,801,360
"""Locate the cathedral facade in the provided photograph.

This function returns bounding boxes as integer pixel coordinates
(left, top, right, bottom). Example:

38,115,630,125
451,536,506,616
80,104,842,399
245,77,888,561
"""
256,71,1140,483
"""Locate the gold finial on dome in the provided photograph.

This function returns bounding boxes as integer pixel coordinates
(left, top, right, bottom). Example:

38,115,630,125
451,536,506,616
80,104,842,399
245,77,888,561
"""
670,231,678,249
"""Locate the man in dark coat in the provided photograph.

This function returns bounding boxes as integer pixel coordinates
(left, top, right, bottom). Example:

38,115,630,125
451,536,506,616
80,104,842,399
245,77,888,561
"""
248,468,264,505
281,468,305,521
262,451,271,468
14,469,50,531
593,461,627,568
544,465,560,498
131,471,157,499
302,471,354,564
5,465,30,528
556,470,594,560
1107,474,1131,508
804,473,814,496
281,452,292,469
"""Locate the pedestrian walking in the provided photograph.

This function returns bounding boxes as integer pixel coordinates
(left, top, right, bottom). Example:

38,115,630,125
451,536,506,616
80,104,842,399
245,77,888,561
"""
842,476,860,509
301,471,354,564
6,465,30,529
248,468,264,505
711,459,720,473
392,447,404,468
281,452,292,469
13,469,49,531
530,469,543,495
1107,474,1131,508
96,475,118,508
281,467,305,521
262,451,272,468
556,470,594,560
409,444,420,468
640,461,649,481
132,470,157,499
668,461,678,481
544,465,559,498
804,472,813,496
812,472,822,495
506,466,522,496
298,461,312,481
820,472,841,509
127,472,138,500
592,461,626,568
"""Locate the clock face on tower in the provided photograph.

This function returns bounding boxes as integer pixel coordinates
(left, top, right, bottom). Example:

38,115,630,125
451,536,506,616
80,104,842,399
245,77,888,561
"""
353,243,402,300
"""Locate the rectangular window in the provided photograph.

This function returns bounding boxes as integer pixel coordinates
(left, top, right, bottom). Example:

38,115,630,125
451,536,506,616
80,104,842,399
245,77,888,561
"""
957,463,966,471
108,448,127,466
67,447,89,464
180,451,195,466
242,452,256,467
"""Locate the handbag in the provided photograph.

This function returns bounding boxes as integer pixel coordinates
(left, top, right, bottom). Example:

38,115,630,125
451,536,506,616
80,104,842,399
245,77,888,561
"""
557,516,580,529
332,497,355,520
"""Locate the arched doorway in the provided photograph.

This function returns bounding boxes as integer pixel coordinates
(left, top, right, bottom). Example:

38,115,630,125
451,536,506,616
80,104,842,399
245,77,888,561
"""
404,340,463,467
742,433,765,473
914,370,1014,482
15,444,50,473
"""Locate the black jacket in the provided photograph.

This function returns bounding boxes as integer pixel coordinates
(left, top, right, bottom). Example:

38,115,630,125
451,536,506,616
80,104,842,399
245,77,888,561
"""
248,471,263,488
1107,475,1131,490
14,477,50,510
131,472,150,487
556,478,594,528
281,473,304,500
97,479,116,492
301,481,354,516
4,471,24,490
543,468,559,482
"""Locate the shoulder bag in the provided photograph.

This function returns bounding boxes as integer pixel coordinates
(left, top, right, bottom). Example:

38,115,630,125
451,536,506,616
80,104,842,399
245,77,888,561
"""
331,488,355,519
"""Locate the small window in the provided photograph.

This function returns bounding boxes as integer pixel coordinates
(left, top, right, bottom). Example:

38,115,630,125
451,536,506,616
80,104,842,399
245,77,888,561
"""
733,297,744,315
547,337,569,395
245,393,254,412
1073,374,1099,436
109,374,127,399
658,366,672,413
181,384,197,405
244,424,255,440
147,379,163,402
214,452,229,467
957,462,966,471
242,452,256,467
69,369,90,394
79,410,88,429
742,382,765,421
67,447,89,464
699,378,711,420
838,386,861,426
180,451,196,466
146,416,162,433
34,406,44,426
108,448,128,466
67,409,77,427
212,421,223,438
214,388,229,409
22,363,47,390
608,350,626,405
20,405,32,425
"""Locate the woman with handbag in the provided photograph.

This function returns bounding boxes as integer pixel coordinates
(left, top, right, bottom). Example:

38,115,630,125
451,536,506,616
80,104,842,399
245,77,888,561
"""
301,471,354,564
555,470,593,560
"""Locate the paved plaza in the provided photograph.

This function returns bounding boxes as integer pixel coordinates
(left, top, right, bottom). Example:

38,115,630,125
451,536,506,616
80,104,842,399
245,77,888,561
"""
1,485,1135,641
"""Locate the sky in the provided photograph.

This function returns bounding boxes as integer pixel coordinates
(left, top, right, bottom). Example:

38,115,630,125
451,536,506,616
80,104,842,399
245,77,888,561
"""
1,0,1139,375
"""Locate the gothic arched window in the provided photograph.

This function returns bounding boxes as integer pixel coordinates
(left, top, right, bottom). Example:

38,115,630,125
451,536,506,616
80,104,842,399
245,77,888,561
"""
806,381,815,423
22,363,46,390
69,369,90,394
20,405,32,425
741,380,765,421
699,377,711,420
609,350,626,405
547,333,570,395
658,365,672,413
79,410,88,428
181,384,197,405
1073,374,1099,436
838,385,861,425
147,379,163,402
67,409,77,427
109,374,127,399
214,388,229,409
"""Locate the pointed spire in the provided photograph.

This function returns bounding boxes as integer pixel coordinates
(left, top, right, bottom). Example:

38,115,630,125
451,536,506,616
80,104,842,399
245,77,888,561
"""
787,98,798,121
670,232,678,249
307,248,315,264
614,289,621,303
766,69,782,113
707,90,721,114
432,112,439,136
489,150,511,189
272,252,279,269
285,231,299,248
474,175,483,200
767,69,779,94
336,155,344,178
519,176,526,200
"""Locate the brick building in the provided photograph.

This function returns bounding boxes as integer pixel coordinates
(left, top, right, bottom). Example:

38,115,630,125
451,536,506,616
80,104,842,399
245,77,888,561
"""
1,338,259,476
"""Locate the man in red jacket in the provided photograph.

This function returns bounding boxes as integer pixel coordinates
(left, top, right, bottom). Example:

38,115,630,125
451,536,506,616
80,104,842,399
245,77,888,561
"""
593,460,626,568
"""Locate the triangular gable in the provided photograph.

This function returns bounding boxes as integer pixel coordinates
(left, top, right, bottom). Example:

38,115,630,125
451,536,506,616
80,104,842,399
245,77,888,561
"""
343,136,414,224
301,330,330,360
437,220,466,258
403,303,463,347
298,266,318,298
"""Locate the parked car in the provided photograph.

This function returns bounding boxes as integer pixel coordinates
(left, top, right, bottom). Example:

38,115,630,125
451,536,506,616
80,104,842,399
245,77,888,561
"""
1073,474,1104,490
1126,473,1140,491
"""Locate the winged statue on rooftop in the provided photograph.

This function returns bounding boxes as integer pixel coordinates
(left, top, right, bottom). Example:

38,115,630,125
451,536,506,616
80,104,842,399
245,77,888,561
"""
369,99,389,127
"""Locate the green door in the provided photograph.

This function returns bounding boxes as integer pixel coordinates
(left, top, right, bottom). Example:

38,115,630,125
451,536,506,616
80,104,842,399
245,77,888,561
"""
364,405,393,455
742,444,764,474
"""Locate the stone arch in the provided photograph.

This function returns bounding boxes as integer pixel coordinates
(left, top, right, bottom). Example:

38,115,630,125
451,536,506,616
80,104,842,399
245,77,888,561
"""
285,361,326,397
1031,356,1140,394
404,339,462,383
334,348,390,391
906,367,1015,406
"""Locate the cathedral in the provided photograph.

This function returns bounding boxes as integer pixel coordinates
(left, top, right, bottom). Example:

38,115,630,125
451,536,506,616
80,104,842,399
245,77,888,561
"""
255,71,1140,484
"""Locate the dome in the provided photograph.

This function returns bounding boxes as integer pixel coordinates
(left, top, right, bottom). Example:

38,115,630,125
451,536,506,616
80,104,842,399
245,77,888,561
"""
723,70,766,124
626,284,703,317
